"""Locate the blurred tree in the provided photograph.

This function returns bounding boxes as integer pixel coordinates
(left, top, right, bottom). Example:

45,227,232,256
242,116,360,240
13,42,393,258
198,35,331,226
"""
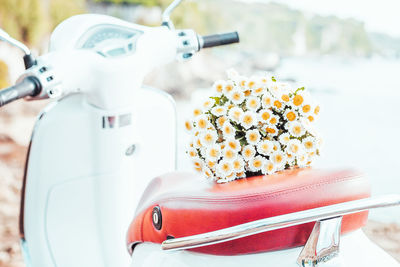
0,60,9,88
0,0,45,45
49,0,86,28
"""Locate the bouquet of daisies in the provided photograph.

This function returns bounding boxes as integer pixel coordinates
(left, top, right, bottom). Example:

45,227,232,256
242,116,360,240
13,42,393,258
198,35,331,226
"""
185,69,322,183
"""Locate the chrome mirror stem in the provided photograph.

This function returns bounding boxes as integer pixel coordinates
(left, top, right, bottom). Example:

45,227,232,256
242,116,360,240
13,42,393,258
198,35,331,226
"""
162,0,184,29
0,28,31,55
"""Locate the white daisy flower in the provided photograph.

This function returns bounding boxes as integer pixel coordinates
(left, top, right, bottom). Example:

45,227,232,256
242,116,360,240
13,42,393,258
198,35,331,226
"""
212,80,226,95
216,115,228,129
192,107,202,117
229,88,245,105
224,80,235,95
257,140,274,155
225,138,241,152
272,141,281,152
216,160,234,178
265,125,279,136
187,147,198,158
205,145,221,161
184,119,193,132
296,153,309,167
222,121,236,137
259,109,272,123
270,151,287,167
246,129,261,145
226,68,239,80
287,121,305,137
237,76,248,89
202,166,214,180
222,148,237,161
200,130,217,147
302,136,316,152
201,98,215,111
228,106,244,123
192,157,204,172
261,93,273,108
279,133,291,145
268,82,281,96
206,159,217,170
211,106,227,117
246,96,261,111
262,160,276,175
248,155,265,172
286,139,304,156
232,156,245,173
240,111,258,129
284,109,298,122
252,84,265,96
195,114,210,131
242,145,256,161
268,115,279,126
286,153,295,165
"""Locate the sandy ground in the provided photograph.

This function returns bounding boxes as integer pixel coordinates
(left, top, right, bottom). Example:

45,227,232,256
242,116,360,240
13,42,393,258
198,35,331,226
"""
0,101,399,266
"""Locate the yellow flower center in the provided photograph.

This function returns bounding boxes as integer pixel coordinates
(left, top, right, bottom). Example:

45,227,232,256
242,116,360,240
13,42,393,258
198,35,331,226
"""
266,127,276,134
233,111,241,120
274,100,282,109
253,159,262,168
244,149,252,158
222,163,231,172
270,117,277,124
249,133,258,142
286,111,296,121
262,143,270,151
224,125,233,135
263,97,271,106
293,95,304,106
281,94,290,102
233,160,241,169
209,148,218,157
302,105,311,113
308,116,314,122
194,161,201,167
189,151,197,157
249,99,258,108
243,115,253,125
228,141,238,150
240,80,246,87
217,116,227,127
291,144,299,153
225,150,234,159
293,126,302,135
225,84,233,93
216,84,223,93
314,106,320,115
267,163,274,171
196,139,202,147
254,87,263,94
244,90,251,96
261,112,270,121
248,81,256,88
204,134,213,142
275,154,283,163
193,109,201,117
208,161,216,168
305,141,313,149
232,92,241,101
198,119,207,129
185,121,192,131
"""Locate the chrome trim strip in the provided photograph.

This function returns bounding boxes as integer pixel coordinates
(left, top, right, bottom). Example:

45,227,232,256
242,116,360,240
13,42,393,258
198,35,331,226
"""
161,194,400,251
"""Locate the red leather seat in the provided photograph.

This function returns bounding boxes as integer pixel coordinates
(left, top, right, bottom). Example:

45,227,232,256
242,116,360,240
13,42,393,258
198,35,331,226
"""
127,168,370,255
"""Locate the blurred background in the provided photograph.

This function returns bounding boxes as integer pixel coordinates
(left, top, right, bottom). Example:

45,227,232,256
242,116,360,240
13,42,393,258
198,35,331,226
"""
0,0,399,266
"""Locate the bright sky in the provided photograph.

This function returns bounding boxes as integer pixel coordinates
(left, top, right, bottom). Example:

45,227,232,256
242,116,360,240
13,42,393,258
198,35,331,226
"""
244,0,400,37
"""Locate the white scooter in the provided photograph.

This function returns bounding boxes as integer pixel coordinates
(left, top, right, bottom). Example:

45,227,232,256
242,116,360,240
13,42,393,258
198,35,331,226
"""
0,1,399,267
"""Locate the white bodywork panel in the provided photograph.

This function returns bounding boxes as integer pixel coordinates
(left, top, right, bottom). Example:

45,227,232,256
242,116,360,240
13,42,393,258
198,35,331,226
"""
22,88,176,267
130,230,399,267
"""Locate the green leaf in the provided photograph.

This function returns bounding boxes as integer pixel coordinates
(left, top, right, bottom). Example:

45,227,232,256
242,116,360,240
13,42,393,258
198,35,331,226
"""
271,76,276,82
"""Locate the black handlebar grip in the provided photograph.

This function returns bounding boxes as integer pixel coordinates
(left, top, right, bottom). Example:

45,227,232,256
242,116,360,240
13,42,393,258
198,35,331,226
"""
201,32,239,48
0,77,40,107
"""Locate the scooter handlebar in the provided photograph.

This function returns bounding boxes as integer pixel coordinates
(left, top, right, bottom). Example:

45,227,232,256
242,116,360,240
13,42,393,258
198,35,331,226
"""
200,32,239,49
0,77,41,107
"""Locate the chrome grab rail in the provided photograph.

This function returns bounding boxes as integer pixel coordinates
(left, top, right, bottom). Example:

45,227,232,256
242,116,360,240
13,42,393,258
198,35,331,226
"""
161,194,400,251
